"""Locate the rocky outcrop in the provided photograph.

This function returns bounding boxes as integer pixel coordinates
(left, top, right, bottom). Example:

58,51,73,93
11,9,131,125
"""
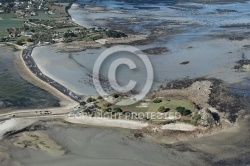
198,109,215,127
150,80,212,108
151,78,244,122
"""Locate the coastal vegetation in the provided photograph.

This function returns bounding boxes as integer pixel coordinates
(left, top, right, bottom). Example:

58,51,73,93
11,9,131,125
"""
153,98,162,103
78,94,216,127
63,28,127,43
176,106,192,116
80,101,86,106
0,0,128,44
70,77,235,129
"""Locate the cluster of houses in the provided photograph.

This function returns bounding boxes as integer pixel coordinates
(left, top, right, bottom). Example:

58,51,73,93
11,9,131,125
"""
0,0,58,18
24,21,53,30
13,0,45,10
16,10,38,18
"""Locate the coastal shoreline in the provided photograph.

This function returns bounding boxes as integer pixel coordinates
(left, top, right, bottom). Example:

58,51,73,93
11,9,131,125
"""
17,45,77,106
0,1,250,165
21,45,82,102
0,44,198,131
0,43,77,115
0,43,152,130
0,2,240,133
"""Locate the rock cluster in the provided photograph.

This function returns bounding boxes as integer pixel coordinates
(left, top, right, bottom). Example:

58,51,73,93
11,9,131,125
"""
198,109,215,127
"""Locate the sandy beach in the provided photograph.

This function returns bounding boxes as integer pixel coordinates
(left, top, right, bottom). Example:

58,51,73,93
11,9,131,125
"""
15,45,77,108
0,44,60,111
0,44,79,120
0,44,156,131
0,115,248,166
13,131,65,156
64,116,148,129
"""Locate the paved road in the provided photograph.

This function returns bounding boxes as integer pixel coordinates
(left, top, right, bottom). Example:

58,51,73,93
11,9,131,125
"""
0,103,81,122
22,45,84,102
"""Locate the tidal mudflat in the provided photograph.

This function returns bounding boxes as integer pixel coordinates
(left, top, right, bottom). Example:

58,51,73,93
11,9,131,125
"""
0,115,249,166
33,0,250,96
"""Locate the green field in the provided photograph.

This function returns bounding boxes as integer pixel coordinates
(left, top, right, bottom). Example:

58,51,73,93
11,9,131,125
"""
0,14,24,30
0,13,17,19
0,19,23,30
97,98,197,113
54,26,78,32
147,99,197,112
27,11,68,20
